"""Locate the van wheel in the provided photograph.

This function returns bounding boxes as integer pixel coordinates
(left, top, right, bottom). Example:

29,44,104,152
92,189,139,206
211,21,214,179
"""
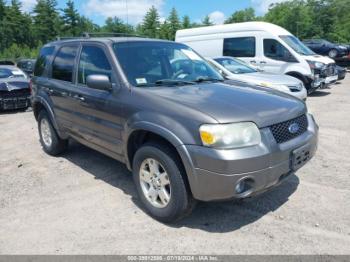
38,110,68,156
328,49,338,58
132,142,195,223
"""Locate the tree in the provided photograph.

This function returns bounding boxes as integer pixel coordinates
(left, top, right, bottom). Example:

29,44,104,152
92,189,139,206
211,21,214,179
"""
159,21,170,39
167,7,181,40
62,0,80,36
102,17,134,34
140,6,160,38
201,15,213,26
225,8,256,24
182,15,191,29
33,0,60,44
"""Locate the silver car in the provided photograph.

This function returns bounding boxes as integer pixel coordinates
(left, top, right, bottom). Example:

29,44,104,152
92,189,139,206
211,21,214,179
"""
207,56,308,100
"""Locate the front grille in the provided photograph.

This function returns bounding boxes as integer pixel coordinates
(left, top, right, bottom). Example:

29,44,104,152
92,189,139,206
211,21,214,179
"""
0,89,30,99
270,115,308,144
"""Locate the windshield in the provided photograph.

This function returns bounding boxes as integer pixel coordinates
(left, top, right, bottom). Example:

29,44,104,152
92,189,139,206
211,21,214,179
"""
113,41,223,87
214,57,257,74
280,35,315,56
0,68,26,79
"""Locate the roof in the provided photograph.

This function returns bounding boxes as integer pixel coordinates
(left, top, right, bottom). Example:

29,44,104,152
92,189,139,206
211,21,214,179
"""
176,22,291,40
46,37,174,47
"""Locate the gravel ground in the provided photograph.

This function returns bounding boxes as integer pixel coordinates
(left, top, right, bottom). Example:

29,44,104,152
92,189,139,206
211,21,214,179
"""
0,77,350,255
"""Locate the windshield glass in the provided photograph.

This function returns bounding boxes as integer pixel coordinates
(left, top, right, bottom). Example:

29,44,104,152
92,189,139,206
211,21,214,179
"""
0,68,26,79
113,41,223,87
214,57,257,74
280,35,315,56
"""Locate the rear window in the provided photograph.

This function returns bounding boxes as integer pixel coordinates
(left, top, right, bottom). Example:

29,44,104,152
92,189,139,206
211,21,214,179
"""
223,37,256,57
52,45,78,82
34,46,55,77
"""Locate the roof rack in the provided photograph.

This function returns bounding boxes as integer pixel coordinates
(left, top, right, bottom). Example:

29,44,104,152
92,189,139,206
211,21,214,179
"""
56,32,146,41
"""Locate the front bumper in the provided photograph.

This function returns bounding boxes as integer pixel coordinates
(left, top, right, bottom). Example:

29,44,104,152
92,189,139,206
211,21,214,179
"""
0,96,30,110
179,114,318,201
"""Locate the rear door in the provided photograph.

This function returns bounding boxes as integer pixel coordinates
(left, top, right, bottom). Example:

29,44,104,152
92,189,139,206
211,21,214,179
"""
47,44,79,131
70,43,124,155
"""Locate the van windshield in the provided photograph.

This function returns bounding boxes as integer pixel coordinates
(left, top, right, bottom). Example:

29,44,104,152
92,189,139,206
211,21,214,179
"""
113,41,223,87
280,35,315,56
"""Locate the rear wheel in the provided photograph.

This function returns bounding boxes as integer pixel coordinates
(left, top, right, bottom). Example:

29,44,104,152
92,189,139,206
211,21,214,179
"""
132,142,195,223
38,110,68,156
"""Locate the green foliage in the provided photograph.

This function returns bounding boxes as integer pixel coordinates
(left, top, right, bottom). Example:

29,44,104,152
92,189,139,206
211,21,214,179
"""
0,0,349,59
225,8,256,24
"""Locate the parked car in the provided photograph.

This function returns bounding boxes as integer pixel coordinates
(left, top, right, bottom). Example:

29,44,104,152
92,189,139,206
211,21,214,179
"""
17,59,36,76
176,22,337,94
0,66,31,111
206,56,307,100
31,36,318,222
0,60,15,66
303,39,349,58
336,65,347,81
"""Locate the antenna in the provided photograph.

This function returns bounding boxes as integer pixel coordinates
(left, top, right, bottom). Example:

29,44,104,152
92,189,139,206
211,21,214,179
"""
125,0,129,33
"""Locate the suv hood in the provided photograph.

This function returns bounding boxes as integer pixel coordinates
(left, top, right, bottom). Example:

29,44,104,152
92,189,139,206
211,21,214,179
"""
302,54,335,64
227,72,302,87
152,82,306,128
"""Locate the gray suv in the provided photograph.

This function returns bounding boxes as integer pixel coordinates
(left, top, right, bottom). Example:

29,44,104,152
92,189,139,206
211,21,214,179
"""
31,36,318,222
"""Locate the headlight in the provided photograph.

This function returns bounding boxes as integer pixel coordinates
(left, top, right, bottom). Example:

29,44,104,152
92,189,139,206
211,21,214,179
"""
199,122,261,149
307,60,325,69
260,83,290,92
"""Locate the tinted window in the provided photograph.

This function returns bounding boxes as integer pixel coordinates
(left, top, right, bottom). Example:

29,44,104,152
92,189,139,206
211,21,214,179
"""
78,46,112,85
223,37,255,57
264,39,297,62
34,46,55,77
52,46,78,82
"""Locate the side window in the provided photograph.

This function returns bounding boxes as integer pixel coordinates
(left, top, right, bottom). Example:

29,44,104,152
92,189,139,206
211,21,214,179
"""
78,46,112,85
264,39,295,62
52,45,78,82
223,37,256,57
34,46,55,77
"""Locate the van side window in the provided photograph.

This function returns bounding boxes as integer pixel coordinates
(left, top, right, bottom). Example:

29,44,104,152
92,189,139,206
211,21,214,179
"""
223,37,256,57
52,45,78,82
78,46,112,85
34,46,55,77
264,39,296,62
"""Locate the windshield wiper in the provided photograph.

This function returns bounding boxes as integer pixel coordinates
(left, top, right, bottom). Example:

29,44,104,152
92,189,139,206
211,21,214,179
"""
155,79,196,86
194,77,224,83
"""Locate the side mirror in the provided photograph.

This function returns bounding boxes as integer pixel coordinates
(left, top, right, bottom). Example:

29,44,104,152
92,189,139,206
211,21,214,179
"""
86,74,112,91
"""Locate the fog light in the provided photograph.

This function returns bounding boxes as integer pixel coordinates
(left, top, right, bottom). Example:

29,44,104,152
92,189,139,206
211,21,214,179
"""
235,181,245,194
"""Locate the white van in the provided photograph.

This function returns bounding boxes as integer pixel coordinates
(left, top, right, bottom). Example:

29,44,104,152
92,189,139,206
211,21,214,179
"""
176,22,338,93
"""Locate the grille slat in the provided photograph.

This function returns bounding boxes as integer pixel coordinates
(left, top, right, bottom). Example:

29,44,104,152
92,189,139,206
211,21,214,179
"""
270,115,308,144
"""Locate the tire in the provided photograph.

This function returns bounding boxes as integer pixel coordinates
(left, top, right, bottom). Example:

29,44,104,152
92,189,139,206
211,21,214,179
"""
132,142,196,223
38,110,68,156
328,49,338,58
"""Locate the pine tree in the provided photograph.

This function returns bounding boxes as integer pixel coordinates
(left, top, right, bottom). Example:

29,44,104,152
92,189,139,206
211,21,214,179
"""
62,0,80,36
141,6,160,38
33,0,60,44
159,21,170,40
167,7,181,40
201,15,213,26
103,17,134,34
182,15,191,29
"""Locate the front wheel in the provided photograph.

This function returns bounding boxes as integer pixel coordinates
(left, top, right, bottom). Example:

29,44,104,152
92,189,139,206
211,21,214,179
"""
132,143,195,223
328,49,338,58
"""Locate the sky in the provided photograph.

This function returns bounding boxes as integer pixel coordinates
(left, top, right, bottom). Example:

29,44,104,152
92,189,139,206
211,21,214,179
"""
17,0,288,25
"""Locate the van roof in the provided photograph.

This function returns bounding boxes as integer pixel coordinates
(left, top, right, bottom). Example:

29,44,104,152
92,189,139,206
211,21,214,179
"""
176,22,291,39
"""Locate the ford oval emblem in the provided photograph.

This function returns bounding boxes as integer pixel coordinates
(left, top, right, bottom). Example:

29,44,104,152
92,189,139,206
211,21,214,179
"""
288,123,300,134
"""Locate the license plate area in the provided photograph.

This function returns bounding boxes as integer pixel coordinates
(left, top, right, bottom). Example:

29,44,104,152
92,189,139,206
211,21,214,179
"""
291,144,311,171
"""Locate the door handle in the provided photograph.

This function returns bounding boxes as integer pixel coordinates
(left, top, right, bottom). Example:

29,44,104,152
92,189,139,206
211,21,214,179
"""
250,60,257,64
44,87,54,94
73,94,85,102
260,61,267,64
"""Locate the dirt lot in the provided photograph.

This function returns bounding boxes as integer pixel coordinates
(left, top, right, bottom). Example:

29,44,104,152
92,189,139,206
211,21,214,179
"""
1,77,350,255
